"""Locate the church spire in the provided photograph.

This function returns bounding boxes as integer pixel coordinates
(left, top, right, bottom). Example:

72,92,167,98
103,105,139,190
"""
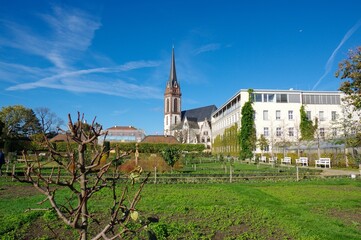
167,47,179,88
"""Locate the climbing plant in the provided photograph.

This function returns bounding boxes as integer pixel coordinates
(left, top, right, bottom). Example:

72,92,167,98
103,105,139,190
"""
239,89,257,160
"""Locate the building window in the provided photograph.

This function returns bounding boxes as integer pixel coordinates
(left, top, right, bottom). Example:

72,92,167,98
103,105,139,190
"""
288,127,294,137
307,111,311,120
331,111,337,121
276,110,281,120
166,116,168,125
319,111,325,121
320,128,325,139
174,98,178,112
253,93,262,102
264,145,269,151
263,110,269,120
204,131,208,136
276,127,282,137
166,99,170,113
276,94,288,103
288,110,293,120
332,128,337,137
264,127,269,137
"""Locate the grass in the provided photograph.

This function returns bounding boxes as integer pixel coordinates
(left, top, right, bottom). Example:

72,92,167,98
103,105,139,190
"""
1,158,360,239
1,176,361,239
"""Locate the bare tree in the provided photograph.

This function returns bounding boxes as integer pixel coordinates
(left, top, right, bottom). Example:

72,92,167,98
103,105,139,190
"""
14,113,149,240
35,107,64,136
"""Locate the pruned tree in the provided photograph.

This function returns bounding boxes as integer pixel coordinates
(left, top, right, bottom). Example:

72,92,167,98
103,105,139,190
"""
239,89,256,160
13,113,150,240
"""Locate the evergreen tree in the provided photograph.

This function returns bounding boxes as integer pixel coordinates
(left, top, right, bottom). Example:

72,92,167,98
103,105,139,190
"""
239,89,256,160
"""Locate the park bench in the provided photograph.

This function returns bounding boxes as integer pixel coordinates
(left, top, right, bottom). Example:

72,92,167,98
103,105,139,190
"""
296,157,308,166
268,156,277,164
315,158,331,168
281,157,291,164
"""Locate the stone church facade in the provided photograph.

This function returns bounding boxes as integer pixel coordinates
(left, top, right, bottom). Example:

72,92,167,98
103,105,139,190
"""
163,48,216,149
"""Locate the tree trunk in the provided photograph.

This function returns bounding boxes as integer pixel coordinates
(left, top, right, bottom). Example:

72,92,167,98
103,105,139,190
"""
79,146,88,240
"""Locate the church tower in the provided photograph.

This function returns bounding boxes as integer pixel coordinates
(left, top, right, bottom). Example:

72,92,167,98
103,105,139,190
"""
164,47,181,136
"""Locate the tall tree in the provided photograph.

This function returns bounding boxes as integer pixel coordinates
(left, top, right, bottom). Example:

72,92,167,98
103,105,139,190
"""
336,46,361,110
0,105,40,151
299,105,317,141
239,89,256,160
35,107,64,136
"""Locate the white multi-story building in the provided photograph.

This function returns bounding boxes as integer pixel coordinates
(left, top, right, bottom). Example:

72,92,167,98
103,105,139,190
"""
212,89,355,153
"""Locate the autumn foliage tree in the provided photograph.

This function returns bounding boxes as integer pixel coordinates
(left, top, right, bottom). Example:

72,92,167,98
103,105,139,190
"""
336,46,361,110
14,113,149,240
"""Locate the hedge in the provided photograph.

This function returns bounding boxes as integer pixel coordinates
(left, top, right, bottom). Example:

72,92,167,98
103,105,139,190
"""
109,142,205,153
49,142,205,154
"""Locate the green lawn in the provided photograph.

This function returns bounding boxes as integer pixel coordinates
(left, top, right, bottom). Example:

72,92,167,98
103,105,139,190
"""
1,176,361,239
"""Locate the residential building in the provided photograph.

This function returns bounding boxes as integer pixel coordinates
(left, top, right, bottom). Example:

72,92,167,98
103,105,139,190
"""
212,89,355,154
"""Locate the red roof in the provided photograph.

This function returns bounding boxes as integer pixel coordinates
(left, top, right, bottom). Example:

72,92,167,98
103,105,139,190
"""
141,135,179,144
49,134,71,142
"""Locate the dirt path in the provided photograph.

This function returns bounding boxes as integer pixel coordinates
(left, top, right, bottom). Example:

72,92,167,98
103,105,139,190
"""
319,168,360,177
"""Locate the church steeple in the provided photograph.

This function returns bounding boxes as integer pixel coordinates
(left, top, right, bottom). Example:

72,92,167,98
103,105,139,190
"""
167,47,179,89
164,47,182,136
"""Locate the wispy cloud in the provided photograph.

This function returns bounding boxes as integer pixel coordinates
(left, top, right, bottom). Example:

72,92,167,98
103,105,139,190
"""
0,4,163,99
312,19,361,90
6,60,162,99
192,43,221,55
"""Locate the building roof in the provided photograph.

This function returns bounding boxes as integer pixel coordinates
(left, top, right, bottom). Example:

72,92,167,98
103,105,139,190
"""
50,133,71,142
141,135,179,144
106,126,138,131
181,105,217,122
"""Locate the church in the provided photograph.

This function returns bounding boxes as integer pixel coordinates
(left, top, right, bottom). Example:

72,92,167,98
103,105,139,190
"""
163,48,217,149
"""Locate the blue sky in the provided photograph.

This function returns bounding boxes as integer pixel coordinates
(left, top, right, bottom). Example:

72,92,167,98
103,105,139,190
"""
1,0,361,135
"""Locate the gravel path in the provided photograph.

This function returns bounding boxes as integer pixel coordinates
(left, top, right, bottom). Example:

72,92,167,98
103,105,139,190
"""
319,168,360,177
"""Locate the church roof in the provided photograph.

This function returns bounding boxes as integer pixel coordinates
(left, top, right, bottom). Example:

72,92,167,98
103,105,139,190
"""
181,105,217,122
185,117,200,129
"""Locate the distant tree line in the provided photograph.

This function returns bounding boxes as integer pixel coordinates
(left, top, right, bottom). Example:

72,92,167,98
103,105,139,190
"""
0,105,64,153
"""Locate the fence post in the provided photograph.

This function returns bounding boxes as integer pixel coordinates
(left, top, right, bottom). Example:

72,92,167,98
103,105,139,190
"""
12,164,16,181
296,165,299,181
229,165,232,183
154,166,157,184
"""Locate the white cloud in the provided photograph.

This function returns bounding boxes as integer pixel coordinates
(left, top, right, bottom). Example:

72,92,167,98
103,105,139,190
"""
312,19,361,90
192,43,221,55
